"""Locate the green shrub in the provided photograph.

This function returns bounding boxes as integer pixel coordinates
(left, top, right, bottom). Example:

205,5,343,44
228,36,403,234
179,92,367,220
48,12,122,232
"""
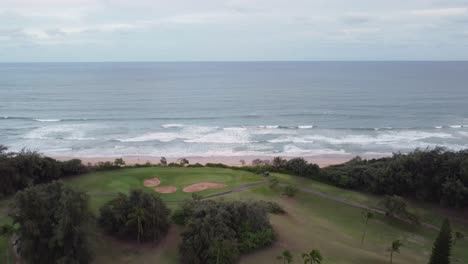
282,185,299,197
99,189,170,243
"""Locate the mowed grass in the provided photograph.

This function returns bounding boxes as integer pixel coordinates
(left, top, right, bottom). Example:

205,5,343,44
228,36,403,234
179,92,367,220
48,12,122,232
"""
1,167,467,264
64,167,262,211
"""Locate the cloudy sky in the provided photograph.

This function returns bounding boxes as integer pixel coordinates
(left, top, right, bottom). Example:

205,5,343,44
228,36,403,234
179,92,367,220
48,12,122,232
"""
1,0,468,61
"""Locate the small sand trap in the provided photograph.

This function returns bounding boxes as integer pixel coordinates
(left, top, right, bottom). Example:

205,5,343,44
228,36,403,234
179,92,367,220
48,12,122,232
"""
183,182,227,193
143,177,161,187
154,186,178,194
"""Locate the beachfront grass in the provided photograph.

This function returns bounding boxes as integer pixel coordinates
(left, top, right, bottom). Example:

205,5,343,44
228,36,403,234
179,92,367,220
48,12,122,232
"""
0,167,467,264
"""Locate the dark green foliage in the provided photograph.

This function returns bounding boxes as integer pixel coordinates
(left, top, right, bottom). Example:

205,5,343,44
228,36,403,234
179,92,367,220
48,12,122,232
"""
321,148,468,207
258,201,286,214
160,156,167,166
388,240,403,264
282,184,299,197
277,250,293,264
60,158,88,176
114,158,125,166
179,200,276,264
9,182,93,264
379,195,420,225
302,249,323,264
0,146,88,197
285,158,320,178
179,158,190,166
98,189,170,243
428,219,452,264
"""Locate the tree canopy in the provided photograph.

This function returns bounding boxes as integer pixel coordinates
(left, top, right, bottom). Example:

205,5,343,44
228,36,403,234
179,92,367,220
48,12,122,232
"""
9,181,93,263
98,189,170,243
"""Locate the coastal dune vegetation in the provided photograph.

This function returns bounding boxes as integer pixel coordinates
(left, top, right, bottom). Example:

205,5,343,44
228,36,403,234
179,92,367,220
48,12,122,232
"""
0,145,467,263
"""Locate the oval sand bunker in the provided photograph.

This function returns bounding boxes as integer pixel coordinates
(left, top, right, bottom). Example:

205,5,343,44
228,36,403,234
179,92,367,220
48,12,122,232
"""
143,177,161,187
183,182,227,193
154,186,177,194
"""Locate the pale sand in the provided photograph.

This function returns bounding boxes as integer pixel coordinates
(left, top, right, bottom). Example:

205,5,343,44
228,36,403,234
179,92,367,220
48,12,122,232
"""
143,177,161,187
54,154,391,168
154,186,177,194
183,182,228,193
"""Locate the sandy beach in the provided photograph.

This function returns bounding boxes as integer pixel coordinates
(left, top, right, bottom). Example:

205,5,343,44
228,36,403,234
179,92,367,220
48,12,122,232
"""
54,153,391,168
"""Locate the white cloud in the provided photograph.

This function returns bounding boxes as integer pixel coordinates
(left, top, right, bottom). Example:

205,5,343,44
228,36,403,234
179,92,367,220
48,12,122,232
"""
411,7,468,17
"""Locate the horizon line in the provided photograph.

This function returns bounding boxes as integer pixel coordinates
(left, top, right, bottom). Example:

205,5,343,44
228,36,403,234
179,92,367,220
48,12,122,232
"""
1,59,468,64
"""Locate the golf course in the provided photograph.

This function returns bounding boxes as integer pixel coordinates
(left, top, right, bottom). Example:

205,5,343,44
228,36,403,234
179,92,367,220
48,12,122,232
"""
1,165,467,264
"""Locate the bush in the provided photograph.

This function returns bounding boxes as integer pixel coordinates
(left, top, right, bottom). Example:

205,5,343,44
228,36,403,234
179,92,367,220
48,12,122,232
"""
10,182,93,263
99,189,170,243
179,200,276,264
282,185,299,197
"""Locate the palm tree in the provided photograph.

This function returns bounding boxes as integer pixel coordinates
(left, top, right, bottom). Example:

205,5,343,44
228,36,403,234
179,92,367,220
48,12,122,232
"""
361,210,374,245
302,249,323,264
454,231,464,245
277,250,293,264
126,206,148,243
387,240,402,264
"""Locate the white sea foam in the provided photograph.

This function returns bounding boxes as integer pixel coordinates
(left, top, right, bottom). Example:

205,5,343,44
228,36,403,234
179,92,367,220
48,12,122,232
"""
450,125,462,128
161,123,185,128
282,145,348,156
298,125,314,129
35,119,61,122
119,132,182,142
269,135,315,143
258,125,279,129
23,124,97,141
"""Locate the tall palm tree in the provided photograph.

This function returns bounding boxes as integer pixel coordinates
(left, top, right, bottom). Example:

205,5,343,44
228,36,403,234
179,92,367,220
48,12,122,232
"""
126,206,148,243
361,210,374,245
387,240,402,264
276,250,293,264
302,249,323,264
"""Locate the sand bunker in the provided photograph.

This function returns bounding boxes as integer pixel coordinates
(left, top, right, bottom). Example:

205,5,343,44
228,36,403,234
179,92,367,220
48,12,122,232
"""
183,182,228,193
154,186,178,194
143,177,161,187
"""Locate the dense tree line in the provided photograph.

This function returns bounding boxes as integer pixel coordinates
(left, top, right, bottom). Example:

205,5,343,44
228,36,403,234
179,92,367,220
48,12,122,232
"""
9,181,93,263
98,189,170,243
0,146,88,197
320,148,468,207
175,199,276,264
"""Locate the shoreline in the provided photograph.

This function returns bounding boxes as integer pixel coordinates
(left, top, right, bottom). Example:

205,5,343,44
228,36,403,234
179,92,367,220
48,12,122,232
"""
54,153,391,168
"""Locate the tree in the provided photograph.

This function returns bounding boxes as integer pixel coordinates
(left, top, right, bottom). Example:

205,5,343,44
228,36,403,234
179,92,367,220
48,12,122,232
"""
454,231,464,246
428,219,452,264
240,159,246,166
99,189,170,243
179,158,189,166
361,210,374,245
277,250,293,264
379,195,420,225
302,249,323,264
273,157,287,169
126,206,148,243
388,240,402,264
9,181,93,263
179,200,275,264
160,157,167,166
114,158,126,167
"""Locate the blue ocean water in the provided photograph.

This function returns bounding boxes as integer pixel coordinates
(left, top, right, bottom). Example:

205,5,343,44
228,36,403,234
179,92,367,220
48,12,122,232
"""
1,61,468,158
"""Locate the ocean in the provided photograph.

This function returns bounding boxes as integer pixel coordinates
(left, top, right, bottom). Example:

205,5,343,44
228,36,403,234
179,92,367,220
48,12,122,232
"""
1,61,468,159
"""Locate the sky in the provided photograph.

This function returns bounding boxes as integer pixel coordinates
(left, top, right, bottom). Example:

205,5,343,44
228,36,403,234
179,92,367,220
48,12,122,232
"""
1,0,468,62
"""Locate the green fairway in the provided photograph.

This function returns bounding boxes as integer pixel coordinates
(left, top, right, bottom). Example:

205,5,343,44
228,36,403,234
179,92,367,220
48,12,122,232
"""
64,167,262,211
1,167,467,264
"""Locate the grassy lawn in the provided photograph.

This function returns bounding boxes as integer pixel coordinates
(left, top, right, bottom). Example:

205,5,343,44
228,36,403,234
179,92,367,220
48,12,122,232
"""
0,167,467,264
64,167,262,212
